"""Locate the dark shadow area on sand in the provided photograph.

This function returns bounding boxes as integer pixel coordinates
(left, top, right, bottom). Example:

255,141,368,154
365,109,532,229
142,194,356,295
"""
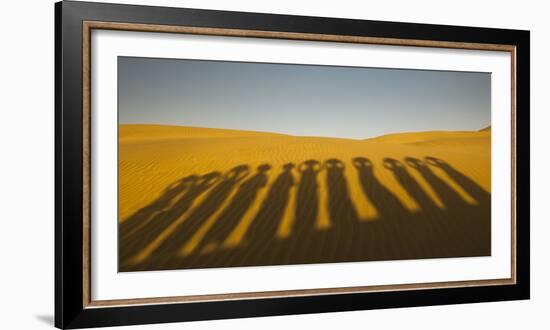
119,156,491,272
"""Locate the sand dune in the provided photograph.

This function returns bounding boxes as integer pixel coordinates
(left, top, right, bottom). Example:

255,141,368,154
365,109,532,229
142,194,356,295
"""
118,124,491,271
119,124,287,143
367,129,490,144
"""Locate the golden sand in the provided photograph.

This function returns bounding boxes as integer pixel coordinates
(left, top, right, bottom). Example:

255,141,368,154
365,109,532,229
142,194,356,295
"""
118,124,491,271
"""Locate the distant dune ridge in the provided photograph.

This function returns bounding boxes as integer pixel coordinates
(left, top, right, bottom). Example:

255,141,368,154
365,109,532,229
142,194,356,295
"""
118,124,491,271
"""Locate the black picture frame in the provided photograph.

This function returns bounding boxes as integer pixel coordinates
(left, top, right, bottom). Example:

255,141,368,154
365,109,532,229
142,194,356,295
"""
55,1,530,328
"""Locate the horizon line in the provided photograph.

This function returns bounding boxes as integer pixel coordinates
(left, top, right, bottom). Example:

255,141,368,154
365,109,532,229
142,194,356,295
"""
119,123,491,141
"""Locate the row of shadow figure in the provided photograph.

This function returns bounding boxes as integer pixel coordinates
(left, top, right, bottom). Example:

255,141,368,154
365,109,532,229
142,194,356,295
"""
119,157,491,272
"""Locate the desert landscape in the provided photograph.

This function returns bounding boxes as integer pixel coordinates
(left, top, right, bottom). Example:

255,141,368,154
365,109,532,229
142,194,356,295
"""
118,124,491,272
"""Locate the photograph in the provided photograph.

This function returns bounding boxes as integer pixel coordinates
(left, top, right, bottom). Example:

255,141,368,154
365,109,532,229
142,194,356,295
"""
50,1,531,328
117,57,492,272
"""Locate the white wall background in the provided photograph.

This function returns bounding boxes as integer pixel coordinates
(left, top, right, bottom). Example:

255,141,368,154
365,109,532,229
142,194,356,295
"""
0,0,546,329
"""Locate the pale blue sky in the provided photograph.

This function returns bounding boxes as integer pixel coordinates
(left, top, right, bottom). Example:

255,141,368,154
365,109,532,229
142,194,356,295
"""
118,56,490,139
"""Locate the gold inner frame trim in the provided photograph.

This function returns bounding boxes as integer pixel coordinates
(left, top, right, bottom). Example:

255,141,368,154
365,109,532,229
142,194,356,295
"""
82,20,517,308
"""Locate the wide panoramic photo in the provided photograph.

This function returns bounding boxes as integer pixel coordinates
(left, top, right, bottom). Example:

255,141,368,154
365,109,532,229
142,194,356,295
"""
117,57,491,272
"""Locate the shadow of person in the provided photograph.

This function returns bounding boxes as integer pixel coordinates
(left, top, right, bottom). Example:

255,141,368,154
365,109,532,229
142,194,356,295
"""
424,156,491,253
384,157,459,256
425,156,491,206
405,157,466,210
246,163,295,249
118,171,220,266
273,159,324,263
352,157,416,259
119,174,198,239
293,160,322,235
405,157,490,256
324,158,359,258
383,158,439,212
325,158,359,225
136,164,250,270
352,157,407,219
197,163,272,253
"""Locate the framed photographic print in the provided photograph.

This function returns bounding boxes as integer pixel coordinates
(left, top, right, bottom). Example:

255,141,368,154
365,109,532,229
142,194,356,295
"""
55,1,530,328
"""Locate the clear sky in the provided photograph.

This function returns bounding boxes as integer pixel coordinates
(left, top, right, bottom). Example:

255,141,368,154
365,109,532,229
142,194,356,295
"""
118,56,490,139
